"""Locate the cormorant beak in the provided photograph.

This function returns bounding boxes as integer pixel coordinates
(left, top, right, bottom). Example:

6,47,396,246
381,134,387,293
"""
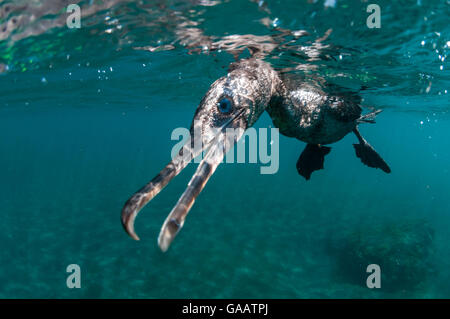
121,108,246,251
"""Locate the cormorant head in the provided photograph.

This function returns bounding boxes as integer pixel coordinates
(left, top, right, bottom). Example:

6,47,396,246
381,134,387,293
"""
121,61,275,251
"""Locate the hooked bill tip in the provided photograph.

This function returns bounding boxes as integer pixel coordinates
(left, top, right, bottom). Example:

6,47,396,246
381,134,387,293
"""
122,219,141,241
158,218,181,252
121,205,141,241
128,227,141,241
158,238,169,252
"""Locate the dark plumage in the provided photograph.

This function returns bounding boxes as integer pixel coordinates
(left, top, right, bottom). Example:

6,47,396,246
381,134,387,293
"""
121,57,391,251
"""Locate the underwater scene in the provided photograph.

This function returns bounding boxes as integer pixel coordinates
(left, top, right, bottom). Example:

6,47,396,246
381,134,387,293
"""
0,0,449,299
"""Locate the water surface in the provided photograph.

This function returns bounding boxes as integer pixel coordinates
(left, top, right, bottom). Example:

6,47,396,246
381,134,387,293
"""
0,0,449,298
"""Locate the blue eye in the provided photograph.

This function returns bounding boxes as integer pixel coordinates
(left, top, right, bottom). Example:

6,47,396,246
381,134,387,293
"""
217,98,233,114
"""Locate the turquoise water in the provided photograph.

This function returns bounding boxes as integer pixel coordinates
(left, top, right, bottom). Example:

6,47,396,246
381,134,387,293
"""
0,0,449,298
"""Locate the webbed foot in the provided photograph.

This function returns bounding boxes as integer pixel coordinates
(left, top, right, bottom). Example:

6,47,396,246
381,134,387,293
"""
353,127,391,173
296,144,331,180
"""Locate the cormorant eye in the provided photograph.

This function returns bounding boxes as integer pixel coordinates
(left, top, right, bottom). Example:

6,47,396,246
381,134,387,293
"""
217,97,233,114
